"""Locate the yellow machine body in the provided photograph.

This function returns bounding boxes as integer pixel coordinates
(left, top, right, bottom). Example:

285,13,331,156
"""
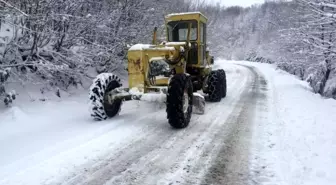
127,12,214,93
88,12,224,126
127,43,186,92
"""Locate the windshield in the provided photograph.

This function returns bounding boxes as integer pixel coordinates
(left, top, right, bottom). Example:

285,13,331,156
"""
167,20,198,42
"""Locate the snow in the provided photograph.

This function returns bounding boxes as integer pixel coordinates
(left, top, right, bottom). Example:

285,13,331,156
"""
0,93,164,185
128,44,153,51
140,93,166,103
222,60,336,185
128,44,176,51
324,74,336,99
1,59,336,185
163,42,191,52
192,93,205,115
129,87,144,95
0,68,10,81
0,24,14,54
164,42,187,46
129,87,166,103
165,11,206,18
193,92,204,98
0,24,14,39
146,46,176,51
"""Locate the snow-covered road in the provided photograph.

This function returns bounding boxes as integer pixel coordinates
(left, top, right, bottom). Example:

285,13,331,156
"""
0,60,335,185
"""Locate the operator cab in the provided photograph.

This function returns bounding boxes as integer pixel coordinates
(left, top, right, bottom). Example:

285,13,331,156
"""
165,12,208,67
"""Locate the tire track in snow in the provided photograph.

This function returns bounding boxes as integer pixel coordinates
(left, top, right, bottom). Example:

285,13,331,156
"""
199,65,269,185
103,65,250,185
143,66,253,185
52,64,252,185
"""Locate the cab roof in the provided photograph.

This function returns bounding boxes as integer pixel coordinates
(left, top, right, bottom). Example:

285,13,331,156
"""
165,12,208,23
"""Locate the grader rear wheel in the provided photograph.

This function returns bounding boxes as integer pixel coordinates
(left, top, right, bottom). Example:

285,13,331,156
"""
218,69,227,98
89,73,123,121
166,74,193,129
206,70,222,102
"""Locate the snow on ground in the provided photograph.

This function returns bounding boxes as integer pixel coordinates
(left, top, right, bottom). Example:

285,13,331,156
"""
0,59,335,185
224,60,336,185
0,92,166,185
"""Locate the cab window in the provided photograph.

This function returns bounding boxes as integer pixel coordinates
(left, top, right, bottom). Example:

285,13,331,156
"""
167,20,198,42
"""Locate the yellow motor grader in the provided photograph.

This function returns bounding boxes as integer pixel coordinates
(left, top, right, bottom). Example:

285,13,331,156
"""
89,12,227,129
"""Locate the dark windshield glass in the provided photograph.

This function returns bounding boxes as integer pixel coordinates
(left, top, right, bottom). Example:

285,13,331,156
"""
167,20,198,42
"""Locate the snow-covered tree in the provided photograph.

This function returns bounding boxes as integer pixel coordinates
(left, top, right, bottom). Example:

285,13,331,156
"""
0,0,187,105
1,0,336,103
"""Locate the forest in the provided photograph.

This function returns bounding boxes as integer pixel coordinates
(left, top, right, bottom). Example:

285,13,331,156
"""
1,0,335,105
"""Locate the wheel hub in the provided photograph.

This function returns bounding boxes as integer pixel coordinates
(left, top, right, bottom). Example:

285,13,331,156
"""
104,93,114,105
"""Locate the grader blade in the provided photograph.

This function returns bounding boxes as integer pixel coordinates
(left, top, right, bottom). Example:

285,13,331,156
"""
192,93,205,115
140,93,206,115
141,92,205,115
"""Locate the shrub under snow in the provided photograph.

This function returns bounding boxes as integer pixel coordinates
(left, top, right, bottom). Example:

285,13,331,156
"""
0,68,16,106
323,64,336,99
305,62,328,94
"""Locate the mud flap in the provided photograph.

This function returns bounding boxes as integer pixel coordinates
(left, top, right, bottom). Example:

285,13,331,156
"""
192,93,205,115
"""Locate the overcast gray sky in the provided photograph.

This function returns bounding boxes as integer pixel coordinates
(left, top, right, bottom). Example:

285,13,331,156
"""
206,0,265,7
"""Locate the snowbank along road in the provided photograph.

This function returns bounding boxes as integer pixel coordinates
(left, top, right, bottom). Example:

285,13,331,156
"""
1,60,335,185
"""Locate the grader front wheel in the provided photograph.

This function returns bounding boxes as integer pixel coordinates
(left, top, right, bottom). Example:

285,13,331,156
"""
89,73,123,121
166,74,193,129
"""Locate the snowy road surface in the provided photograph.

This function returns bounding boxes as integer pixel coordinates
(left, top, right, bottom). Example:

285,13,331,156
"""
0,60,335,185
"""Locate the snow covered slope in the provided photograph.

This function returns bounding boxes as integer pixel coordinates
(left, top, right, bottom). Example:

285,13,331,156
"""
0,60,335,185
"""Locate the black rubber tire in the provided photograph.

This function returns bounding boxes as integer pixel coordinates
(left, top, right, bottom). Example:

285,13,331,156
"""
89,73,123,121
207,70,222,102
218,69,227,98
166,74,193,129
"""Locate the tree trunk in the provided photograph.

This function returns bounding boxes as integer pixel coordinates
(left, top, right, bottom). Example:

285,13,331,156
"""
321,0,335,94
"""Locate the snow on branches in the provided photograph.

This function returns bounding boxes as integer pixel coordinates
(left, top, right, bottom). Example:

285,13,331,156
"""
0,0,335,101
295,0,336,98
0,67,16,106
200,0,336,99
0,0,188,106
